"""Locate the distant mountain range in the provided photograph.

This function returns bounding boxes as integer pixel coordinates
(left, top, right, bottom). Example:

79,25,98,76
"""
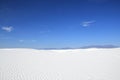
36,45,119,50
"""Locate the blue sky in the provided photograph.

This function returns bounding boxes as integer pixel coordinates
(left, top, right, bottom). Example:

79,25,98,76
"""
0,0,120,48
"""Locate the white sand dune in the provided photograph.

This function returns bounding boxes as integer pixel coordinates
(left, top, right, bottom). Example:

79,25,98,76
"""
0,48,120,80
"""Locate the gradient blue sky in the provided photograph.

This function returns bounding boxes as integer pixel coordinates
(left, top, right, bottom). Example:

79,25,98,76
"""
0,0,120,48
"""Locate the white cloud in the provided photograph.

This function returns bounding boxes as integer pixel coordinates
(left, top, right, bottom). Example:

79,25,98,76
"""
19,40,24,42
81,20,96,27
1,26,13,32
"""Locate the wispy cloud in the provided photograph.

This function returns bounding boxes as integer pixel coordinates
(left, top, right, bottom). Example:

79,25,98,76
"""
39,30,50,34
1,26,13,32
80,45,119,49
88,0,108,3
19,40,24,42
0,34,12,40
31,40,37,42
81,20,96,27
19,39,37,42
0,37,12,40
